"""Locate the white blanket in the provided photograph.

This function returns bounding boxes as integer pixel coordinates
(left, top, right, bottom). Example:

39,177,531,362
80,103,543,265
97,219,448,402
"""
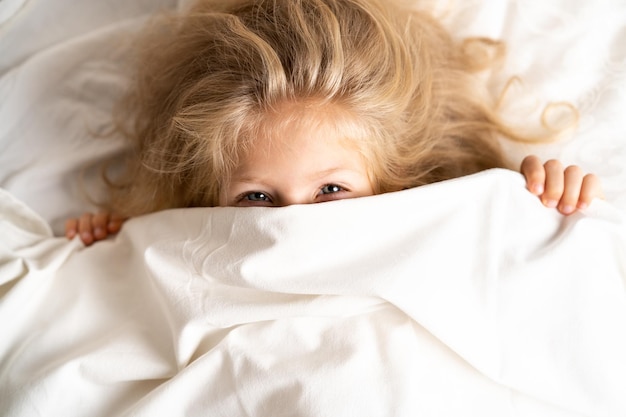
1,170,625,416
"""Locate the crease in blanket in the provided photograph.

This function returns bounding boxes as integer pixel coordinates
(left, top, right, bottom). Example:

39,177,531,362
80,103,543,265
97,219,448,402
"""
0,0,28,26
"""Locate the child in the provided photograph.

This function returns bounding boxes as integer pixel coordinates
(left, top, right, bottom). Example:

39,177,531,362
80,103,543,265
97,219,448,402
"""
65,0,603,245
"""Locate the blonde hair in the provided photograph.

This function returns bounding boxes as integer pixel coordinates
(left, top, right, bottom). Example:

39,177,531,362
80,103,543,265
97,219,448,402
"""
108,0,540,216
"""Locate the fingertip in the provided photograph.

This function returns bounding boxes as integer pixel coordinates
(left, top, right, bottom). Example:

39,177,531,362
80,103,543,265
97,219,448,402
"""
81,232,94,246
520,155,542,171
577,192,595,211
93,227,106,240
107,221,121,233
520,156,546,195
65,218,78,239
108,217,126,233
542,198,558,209
580,174,604,202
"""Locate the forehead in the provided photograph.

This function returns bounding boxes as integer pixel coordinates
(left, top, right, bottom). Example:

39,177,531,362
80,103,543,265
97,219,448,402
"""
243,99,367,154
228,100,371,180
240,113,363,168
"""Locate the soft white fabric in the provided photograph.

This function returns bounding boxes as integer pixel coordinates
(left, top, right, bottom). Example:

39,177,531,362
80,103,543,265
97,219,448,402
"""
0,0,177,235
0,0,176,74
1,170,625,417
0,0,27,26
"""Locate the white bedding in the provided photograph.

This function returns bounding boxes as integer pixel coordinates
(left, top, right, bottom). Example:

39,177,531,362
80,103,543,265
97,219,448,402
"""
2,171,626,416
1,0,626,416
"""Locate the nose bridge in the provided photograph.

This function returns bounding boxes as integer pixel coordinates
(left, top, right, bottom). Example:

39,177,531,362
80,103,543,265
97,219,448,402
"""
277,186,315,206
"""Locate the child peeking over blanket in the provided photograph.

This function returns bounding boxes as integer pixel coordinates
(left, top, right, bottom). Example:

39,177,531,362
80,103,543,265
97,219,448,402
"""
65,0,604,246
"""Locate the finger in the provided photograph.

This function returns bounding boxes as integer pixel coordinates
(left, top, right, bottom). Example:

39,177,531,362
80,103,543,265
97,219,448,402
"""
520,155,545,195
92,212,110,240
65,218,79,239
107,213,127,234
578,174,604,209
78,213,95,246
558,165,583,215
542,159,564,208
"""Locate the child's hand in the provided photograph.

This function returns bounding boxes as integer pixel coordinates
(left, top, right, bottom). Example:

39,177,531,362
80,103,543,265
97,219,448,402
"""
65,212,126,246
520,155,604,215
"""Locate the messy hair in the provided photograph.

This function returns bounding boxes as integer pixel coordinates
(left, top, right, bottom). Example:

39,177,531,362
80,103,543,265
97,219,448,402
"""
107,0,539,216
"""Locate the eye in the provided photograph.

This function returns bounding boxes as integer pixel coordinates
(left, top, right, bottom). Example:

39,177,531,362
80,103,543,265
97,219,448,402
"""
316,184,349,203
320,184,344,195
233,191,274,206
243,191,272,202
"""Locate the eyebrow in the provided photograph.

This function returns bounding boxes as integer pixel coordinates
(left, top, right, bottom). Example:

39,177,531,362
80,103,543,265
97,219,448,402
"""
231,167,357,184
313,167,350,177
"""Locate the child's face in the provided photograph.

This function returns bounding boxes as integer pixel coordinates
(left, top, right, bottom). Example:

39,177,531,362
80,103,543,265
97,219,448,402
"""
219,108,374,207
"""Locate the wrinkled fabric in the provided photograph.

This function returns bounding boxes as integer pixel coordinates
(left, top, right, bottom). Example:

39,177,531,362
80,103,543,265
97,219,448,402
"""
1,170,625,417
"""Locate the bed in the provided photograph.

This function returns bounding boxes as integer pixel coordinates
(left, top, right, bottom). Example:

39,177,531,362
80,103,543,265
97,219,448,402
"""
1,0,625,416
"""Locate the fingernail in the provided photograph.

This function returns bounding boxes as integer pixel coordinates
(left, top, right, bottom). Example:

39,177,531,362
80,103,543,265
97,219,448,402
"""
94,227,104,238
66,230,76,238
544,199,558,208
578,202,588,210
561,205,574,214
533,184,544,195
